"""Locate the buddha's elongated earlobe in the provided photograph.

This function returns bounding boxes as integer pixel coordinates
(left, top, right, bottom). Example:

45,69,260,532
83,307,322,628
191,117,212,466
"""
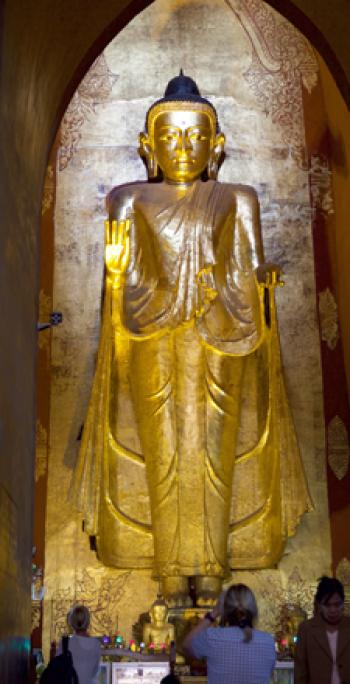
138,132,159,179
208,132,225,180
207,155,219,180
147,153,159,179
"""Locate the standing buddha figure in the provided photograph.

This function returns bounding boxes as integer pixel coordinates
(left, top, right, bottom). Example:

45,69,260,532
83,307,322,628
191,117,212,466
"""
71,72,312,606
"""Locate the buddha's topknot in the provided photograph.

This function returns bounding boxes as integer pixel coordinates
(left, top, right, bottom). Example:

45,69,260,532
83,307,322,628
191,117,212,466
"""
145,70,219,132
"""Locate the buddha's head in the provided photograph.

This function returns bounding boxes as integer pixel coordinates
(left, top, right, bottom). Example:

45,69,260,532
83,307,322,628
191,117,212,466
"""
149,596,168,626
139,71,225,184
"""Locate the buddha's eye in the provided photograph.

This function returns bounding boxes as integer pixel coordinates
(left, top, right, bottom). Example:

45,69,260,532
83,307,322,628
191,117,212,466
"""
189,133,207,142
159,133,177,142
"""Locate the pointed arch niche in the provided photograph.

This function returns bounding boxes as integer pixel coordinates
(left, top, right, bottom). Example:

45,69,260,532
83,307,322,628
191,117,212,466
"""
34,0,350,656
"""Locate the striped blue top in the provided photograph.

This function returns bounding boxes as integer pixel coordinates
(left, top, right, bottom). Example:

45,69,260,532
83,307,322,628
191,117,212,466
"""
192,626,276,684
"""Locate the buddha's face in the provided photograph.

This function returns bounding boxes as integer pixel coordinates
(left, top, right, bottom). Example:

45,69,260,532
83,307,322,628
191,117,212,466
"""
152,110,212,183
150,109,218,183
151,604,167,625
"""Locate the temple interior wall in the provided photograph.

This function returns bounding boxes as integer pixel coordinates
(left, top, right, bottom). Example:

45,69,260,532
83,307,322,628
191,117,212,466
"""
42,0,332,652
317,54,350,404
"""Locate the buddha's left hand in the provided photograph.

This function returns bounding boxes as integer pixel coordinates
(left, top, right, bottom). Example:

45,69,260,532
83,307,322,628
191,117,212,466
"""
255,263,284,287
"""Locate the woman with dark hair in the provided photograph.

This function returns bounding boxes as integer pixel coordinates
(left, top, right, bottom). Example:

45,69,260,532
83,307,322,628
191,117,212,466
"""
183,584,275,684
295,576,350,684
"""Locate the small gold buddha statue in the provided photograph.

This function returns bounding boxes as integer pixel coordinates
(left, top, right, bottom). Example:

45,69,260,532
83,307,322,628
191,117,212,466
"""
71,71,312,606
143,596,175,651
284,604,307,656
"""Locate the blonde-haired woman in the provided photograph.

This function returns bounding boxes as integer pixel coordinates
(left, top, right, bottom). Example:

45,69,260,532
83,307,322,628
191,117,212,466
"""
58,605,101,684
183,584,275,684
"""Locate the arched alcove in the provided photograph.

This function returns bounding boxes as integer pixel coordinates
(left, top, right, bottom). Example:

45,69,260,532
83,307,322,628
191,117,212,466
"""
55,0,350,130
33,0,350,657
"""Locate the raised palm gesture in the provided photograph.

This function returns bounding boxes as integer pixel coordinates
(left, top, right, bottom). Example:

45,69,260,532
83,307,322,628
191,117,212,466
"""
105,218,131,287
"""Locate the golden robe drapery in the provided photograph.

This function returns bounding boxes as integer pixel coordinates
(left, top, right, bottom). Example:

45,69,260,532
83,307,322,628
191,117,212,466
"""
71,180,312,576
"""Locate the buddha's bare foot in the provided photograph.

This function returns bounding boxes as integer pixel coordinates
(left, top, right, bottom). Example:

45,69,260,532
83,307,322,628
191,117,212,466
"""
166,596,192,608
195,576,222,607
160,576,192,608
196,595,217,607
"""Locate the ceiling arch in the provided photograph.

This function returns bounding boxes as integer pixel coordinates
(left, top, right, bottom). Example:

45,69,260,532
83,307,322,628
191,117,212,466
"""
57,0,350,137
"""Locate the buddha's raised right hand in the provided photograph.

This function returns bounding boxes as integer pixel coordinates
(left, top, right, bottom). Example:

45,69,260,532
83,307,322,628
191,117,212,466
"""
104,218,131,288
255,262,283,288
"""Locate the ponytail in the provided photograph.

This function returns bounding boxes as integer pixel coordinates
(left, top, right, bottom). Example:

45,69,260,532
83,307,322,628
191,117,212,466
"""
238,616,253,642
223,584,257,643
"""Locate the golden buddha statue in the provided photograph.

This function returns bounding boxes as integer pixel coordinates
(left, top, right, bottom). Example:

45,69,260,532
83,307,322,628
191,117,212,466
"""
143,596,175,651
278,604,307,656
71,72,312,605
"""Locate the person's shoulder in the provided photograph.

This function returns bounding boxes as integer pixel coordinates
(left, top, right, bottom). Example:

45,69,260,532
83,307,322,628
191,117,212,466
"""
253,629,275,646
253,628,274,639
92,636,102,653
216,181,259,202
297,616,316,634
86,636,101,650
207,626,241,642
196,625,214,637
107,181,147,212
340,616,350,630
202,626,223,641
73,634,101,650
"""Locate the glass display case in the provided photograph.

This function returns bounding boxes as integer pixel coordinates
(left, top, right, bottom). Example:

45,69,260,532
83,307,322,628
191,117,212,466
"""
111,661,170,684
272,661,294,683
98,662,112,684
98,656,293,684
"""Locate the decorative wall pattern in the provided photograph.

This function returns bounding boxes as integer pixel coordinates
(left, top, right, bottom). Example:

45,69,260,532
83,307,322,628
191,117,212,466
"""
303,56,350,572
227,0,317,164
59,54,118,171
336,558,350,614
49,569,130,641
32,602,41,632
309,154,335,215
336,557,350,585
327,415,350,480
319,288,339,351
258,567,316,629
